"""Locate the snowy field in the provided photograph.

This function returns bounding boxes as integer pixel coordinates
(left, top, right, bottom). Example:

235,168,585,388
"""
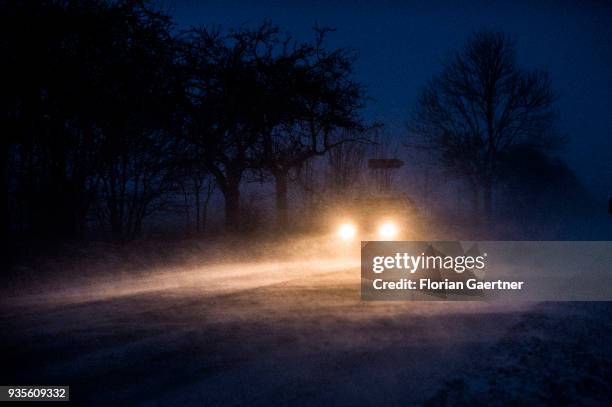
1,237,611,405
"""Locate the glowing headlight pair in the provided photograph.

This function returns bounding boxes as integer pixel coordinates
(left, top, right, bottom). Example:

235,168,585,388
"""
337,221,399,241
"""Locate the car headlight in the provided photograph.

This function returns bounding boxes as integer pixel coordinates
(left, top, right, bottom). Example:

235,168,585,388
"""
378,221,398,240
337,223,357,241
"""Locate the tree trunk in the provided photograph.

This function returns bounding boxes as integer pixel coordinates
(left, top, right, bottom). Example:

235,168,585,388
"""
223,177,241,231
201,182,213,234
194,186,201,233
108,192,123,240
201,203,207,233
274,170,289,230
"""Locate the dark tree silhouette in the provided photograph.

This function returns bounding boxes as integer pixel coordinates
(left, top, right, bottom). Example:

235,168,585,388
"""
173,149,216,235
409,30,558,220
182,23,370,230
2,0,180,239
250,25,370,229
2,0,108,237
2,2,374,238
181,26,269,230
91,4,180,240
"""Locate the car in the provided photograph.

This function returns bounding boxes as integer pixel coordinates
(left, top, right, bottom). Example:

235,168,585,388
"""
325,193,421,241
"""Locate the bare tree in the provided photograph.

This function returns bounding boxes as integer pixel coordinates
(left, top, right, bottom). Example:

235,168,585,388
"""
408,29,558,220
182,26,266,231
181,22,373,232
247,25,371,230
2,0,179,240
173,151,216,236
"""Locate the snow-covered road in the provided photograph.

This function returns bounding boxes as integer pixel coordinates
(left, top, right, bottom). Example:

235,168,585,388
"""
1,253,610,405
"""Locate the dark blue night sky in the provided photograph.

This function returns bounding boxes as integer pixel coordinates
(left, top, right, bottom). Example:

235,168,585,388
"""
169,0,612,199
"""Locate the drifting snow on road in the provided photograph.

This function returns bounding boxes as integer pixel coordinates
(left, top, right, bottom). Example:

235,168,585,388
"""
2,238,611,406
10,257,360,307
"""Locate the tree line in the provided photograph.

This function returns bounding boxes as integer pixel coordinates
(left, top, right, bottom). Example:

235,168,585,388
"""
3,1,569,240
2,1,372,239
